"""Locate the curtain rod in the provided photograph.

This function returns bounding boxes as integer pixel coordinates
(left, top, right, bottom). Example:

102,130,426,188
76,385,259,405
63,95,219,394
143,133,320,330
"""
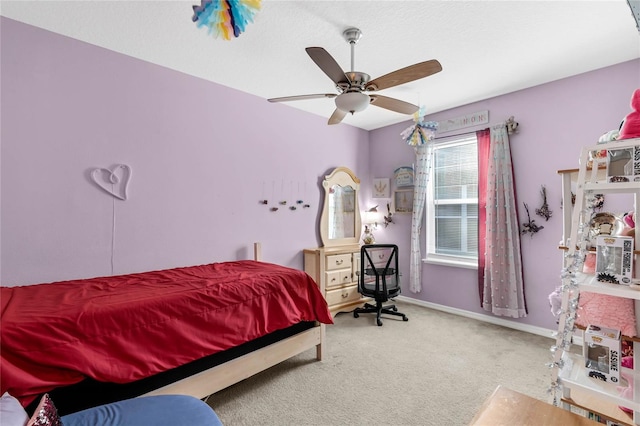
431,116,518,140
433,128,487,140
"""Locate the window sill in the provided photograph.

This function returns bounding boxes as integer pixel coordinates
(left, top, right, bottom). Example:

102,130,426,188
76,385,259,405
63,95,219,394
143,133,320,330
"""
423,255,477,270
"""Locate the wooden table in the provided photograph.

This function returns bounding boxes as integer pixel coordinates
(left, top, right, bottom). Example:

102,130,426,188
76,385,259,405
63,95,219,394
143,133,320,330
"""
470,385,599,425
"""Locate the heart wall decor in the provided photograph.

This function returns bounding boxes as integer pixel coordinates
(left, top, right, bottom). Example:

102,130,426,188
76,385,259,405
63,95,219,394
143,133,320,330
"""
91,164,132,200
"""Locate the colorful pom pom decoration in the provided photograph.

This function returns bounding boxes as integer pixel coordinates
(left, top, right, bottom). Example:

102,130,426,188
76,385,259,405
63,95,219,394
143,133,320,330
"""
192,0,262,40
401,107,438,146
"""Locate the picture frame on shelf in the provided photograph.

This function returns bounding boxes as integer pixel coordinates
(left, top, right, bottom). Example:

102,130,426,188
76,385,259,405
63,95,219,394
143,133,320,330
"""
393,189,414,213
372,178,390,198
393,166,414,188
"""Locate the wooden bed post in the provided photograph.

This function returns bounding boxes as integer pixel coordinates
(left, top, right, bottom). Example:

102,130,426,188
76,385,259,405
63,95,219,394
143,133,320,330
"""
316,323,325,361
253,242,262,261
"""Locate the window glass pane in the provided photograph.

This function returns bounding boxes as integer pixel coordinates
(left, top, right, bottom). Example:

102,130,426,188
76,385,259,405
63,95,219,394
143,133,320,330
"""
434,142,478,201
435,203,478,257
466,217,478,254
436,218,462,253
427,136,479,264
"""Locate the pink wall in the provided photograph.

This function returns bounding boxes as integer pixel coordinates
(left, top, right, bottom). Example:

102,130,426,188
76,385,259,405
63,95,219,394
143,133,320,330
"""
369,59,640,330
0,18,369,285
2,17,639,332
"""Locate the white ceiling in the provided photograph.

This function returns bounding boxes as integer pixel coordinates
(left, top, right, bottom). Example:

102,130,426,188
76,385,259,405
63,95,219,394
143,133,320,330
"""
2,0,640,131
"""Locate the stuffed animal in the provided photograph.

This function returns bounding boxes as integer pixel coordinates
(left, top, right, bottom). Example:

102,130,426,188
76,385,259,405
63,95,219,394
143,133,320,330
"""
619,88,640,140
621,211,635,240
598,129,620,143
618,356,634,413
623,211,635,229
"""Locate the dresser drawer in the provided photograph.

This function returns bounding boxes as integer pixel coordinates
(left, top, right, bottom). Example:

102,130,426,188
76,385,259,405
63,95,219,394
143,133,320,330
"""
326,253,352,271
326,284,361,306
325,269,352,288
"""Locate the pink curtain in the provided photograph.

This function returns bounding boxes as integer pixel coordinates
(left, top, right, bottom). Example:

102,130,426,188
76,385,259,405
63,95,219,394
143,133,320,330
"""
477,128,490,304
479,125,527,317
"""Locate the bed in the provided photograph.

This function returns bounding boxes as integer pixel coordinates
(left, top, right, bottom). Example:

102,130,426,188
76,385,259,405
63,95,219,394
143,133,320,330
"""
1,244,333,415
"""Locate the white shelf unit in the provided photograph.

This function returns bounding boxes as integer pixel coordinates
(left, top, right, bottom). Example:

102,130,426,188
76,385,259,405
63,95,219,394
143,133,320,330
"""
553,138,640,426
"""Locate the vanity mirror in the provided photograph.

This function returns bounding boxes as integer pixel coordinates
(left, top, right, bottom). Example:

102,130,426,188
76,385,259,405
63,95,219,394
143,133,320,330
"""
320,167,362,247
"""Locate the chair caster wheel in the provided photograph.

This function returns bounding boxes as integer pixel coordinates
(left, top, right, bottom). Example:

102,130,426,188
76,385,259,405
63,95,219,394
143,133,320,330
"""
403,317,408,322
377,319,383,326
354,312,359,318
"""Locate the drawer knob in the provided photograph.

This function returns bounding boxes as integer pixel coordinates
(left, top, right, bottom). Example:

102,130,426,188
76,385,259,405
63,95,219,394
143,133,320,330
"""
341,293,348,298
336,259,344,265
331,278,336,282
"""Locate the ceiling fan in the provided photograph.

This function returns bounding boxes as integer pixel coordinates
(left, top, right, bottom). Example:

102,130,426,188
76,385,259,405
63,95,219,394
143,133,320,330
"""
267,27,442,125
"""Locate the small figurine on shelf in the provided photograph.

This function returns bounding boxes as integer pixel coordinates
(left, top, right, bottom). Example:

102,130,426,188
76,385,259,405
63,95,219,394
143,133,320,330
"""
362,225,375,245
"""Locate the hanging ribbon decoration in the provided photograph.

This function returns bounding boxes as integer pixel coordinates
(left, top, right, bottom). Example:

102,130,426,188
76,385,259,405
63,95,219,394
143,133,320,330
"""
192,0,262,40
400,107,438,146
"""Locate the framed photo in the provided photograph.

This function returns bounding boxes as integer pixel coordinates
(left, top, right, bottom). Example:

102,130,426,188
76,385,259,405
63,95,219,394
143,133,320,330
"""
394,166,414,188
372,178,390,198
393,189,414,213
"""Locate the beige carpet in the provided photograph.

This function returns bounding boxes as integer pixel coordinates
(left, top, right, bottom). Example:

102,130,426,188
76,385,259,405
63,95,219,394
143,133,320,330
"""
207,302,553,425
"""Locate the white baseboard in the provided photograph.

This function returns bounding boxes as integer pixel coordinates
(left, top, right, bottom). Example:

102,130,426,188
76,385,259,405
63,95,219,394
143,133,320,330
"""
396,296,556,340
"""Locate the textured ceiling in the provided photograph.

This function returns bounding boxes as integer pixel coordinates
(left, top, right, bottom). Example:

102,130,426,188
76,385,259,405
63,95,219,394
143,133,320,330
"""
2,0,640,130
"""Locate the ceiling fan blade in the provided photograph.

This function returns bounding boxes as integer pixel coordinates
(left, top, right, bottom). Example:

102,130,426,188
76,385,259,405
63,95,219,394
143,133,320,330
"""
268,93,337,103
366,60,442,91
306,47,349,85
370,95,418,115
328,109,347,125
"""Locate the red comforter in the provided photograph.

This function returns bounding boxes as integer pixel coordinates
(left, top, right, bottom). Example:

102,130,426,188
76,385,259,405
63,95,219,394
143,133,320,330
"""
1,260,332,406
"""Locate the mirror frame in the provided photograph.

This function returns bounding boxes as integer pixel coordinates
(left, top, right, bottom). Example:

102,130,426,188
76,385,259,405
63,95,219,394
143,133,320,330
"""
320,166,362,247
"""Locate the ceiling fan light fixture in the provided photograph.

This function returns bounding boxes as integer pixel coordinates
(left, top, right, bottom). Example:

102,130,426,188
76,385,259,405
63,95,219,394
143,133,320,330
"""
335,92,370,114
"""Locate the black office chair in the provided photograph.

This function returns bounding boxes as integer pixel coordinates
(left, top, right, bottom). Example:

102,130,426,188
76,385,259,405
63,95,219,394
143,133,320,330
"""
353,244,408,326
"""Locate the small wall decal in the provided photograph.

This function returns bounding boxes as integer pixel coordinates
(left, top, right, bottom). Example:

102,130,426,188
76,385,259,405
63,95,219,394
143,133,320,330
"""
535,185,552,221
521,202,544,236
91,164,132,200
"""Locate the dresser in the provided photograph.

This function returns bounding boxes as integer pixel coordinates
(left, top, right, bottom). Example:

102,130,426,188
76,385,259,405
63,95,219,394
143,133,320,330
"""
304,244,395,316
303,244,365,315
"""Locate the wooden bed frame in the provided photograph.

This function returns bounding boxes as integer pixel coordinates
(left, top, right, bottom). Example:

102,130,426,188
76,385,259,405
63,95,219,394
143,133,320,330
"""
142,243,326,399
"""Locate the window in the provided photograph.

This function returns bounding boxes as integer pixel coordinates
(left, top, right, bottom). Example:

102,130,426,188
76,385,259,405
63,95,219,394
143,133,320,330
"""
425,135,478,268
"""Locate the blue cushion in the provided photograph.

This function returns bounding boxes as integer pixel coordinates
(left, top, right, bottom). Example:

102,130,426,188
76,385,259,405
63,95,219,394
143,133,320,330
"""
60,395,222,426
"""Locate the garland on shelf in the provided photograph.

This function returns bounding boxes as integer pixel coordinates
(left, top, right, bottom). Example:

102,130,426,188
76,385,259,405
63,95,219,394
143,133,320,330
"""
192,0,262,40
547,191,597,405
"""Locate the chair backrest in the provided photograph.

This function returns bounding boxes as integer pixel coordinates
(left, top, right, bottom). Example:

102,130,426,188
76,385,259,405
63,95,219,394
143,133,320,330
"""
359,244,400,301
